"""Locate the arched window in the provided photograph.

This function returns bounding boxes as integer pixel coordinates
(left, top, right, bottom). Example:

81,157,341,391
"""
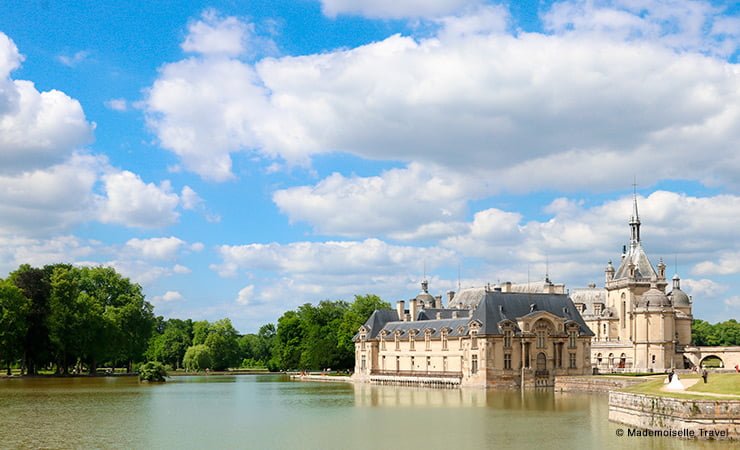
536,352,547,371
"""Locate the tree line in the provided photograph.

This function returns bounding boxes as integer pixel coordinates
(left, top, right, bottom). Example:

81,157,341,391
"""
0,264,154,375
0,263,390,374
146,294,390,372
691,319,740,346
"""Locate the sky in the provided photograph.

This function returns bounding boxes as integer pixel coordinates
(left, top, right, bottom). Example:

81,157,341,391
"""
0,0,738,333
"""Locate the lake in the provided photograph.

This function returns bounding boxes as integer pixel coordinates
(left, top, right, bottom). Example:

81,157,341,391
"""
0,375,726,449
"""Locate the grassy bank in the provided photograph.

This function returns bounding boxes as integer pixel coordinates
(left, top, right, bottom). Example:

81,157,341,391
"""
621,373,740,400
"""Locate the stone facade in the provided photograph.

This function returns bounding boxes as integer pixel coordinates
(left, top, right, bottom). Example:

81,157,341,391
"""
353,285,593,388
572,195,694,372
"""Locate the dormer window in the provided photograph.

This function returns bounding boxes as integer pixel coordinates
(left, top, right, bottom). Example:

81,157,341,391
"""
409,331,416,351
441,329,448,351
471,330,478,350
568,329,577,348
395,332,400,351
424,329,432,351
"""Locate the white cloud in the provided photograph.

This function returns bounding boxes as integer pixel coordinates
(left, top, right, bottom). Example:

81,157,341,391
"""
273,163,471,237
0,154,103,235
98,171,180,228
543,0,739,57
0,235,97,275
146,8,740,191
105,98,128,111
180,186,202,210
682,278,727,299
236,284,254,305
57,50,90,67
190,242,205,252
182,9,251,57
152,290,185,303
125,236,185,260
319,0,481,19
693,252,740,275
212,238,455,278
724,296,740,308
173,264,191,274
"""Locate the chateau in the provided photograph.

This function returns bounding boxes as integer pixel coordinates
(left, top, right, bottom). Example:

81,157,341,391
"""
352,194,720,387
572,195,693,372
352,280,594,388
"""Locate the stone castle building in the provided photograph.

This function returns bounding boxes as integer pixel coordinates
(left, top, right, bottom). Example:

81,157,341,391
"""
352,280,594,388
353,194,710,385
572,195,693,372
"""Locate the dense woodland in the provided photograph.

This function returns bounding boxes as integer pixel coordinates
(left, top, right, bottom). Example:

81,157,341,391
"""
0,263,737,375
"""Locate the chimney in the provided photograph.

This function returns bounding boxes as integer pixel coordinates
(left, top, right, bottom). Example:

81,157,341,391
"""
447,290,455,304
503,282,512,293
434,295,442,309
410,300,418,322
452,310,459,319
396,300,405,322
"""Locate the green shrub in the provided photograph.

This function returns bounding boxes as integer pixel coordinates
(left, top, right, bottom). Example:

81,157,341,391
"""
139,361,168,382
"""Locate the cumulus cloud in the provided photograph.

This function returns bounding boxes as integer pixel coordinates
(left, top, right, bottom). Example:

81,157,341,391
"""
693,252,740,275
98,171,181,228
125,237,186,260
146,6,740,192
182,9,251,57
152,290,185,303
0,154,103,235
318,0,481,19
0,235,97,275
273,163,471,237
212,238,455,277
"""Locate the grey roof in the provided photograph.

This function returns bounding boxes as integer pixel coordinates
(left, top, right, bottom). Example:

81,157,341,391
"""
614,242,658,281
570,287,614,318
358,291,594,340
637,285,670,307
668,288,691,307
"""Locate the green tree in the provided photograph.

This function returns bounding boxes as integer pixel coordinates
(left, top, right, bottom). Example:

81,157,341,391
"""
139,361,168,382
8,264,52,375
204,319,240,370
147,319,193,369
338,294,390,359
183,344,213,371
273,311,304,370
0,280,31,374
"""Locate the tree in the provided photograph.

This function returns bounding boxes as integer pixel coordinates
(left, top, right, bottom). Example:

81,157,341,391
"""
147,319,193,369
139,361,168,382
8,264,52,375
273,310,304,370
0,280,31,374
204,319,240,370
183,344,213,371
338,294,390,359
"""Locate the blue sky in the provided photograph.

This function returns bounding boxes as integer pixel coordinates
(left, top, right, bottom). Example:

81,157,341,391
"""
0,0,738,332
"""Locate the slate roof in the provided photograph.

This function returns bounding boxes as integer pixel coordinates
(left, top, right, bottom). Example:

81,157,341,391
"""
356,291,594,341
614,243,657,281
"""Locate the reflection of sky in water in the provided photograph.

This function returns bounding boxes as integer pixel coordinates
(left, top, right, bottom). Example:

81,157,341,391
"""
0,376,725,449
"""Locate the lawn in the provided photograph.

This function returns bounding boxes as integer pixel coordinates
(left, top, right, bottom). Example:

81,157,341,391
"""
621,373,740,400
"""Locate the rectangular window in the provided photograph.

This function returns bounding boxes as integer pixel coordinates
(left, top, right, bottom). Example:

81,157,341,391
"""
504,353,512,370
426,356,431,372
409,334,415,351
459,337,463,351
568,331,577,349
471,331,478,350
396,356,400,372
442,332,448,351
381,355,385,370
536,330,546,348
504,330,512,348
569,353,576,369
361,339,366,351
425,333,431,351
361,355,366,371
380,336,386,351
442,356,448,372
410,356,415,371
471,354,478,374
395,334,400,351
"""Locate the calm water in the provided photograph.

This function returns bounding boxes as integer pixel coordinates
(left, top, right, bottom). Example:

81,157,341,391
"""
0,375,727,449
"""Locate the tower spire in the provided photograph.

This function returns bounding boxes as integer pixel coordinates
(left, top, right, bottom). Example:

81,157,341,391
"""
629,179,641,247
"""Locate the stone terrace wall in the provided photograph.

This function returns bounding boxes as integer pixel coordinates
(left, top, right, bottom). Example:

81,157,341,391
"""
555,376,645,393
609,391,739,440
